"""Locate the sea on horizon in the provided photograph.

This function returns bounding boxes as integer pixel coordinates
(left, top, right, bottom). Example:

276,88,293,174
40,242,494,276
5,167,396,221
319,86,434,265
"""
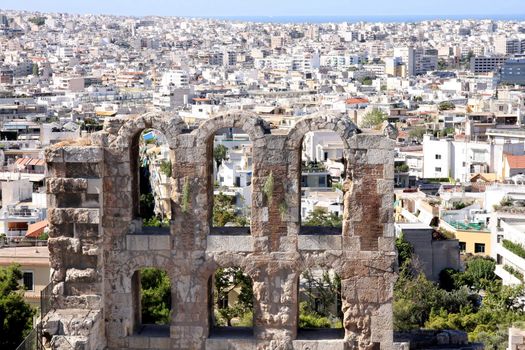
209,14,525,24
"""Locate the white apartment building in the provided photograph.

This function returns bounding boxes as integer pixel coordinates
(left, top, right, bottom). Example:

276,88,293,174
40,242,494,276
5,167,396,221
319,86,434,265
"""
160,70,189,89
489,185,525,285
422,135,524,181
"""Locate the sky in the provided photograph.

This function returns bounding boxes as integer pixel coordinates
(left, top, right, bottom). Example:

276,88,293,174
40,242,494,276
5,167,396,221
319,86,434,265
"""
1,0,525,18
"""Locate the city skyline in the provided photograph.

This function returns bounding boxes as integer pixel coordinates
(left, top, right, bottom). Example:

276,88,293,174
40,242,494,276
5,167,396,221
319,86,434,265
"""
1,0,525,18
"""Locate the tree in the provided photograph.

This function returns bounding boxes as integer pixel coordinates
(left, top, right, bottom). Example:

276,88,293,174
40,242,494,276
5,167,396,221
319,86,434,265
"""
140,268,171,325
32,64,39,77
213,192,236,227
438,101,455,111
360,109,387,129
0,265,35,350
213,144,228,172
303,208,342,227
408,126,426,141
396,234,413,270
214,267,253,327
301,270,341,318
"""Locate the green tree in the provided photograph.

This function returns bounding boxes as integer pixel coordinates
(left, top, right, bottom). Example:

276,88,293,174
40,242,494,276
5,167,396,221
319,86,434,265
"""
395,234,413,270
438,101,455,111
408,126,426,141
360,109,387,129
303,208,342,227
213,144,228,172
0,265,35,350
213,192,236,227
214,267,253,327
301,270,341,318
140,268,171,325
32,64,39,77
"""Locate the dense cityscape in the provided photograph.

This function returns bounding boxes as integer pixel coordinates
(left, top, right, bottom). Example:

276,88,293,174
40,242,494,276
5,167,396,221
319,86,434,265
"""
1,7,525,350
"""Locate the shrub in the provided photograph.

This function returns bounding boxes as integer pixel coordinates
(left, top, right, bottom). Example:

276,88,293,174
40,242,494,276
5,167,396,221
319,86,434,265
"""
502,240,525,259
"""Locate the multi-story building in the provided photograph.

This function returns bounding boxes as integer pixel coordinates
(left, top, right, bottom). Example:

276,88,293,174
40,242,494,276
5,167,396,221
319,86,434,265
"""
470,56,508,73
500,57,525,85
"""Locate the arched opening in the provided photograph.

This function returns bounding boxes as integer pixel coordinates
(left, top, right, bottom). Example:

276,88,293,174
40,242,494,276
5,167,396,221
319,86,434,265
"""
130,129,172,234
131,267,172,337
297,268,343,339
209,128,252,234
300,130,345,235
208,267,254,338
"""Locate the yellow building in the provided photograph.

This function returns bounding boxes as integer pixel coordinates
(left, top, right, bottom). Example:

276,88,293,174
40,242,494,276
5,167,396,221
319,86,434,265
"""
441,220,491,256
0,245,50,307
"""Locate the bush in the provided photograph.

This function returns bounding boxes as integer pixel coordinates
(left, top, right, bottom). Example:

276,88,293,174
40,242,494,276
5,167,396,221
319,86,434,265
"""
159,160,172,177
502,239,525,259
360,109,387,129
503,265,524,282
299,312,332,328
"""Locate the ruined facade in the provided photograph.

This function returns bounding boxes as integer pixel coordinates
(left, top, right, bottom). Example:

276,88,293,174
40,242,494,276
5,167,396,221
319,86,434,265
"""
43,112,397,350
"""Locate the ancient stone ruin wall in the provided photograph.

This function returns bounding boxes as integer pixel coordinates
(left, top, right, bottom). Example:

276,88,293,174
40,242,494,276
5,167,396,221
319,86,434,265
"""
43,112,396,350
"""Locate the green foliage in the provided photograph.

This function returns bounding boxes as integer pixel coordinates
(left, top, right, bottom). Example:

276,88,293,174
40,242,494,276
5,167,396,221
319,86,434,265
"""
32,64,39,77
395,234,413,270
395,164,409,173
332,183,343,191
361,77,373,85
278,201,288,220
143,216,169,228
396,251,525,349
213,144,228,170
394,272,473,331
214,267,253,327
299,303,333,328
303,208,342,227
0,265,35,349
140,268,171,325
213,192,236,227
452,201,472,210
159,160,172,177
181,177,190,213
438,256,496,292
503,265,524,282
360,108,387,129
38,230,49,240
433,228,456,240
408,126,426,141
299,270,342,329
139,192,155,220
28,17,46,26
500,196,514,207
301,270,341,319
438,101,455,111
263,171,274,204
502,239,525,259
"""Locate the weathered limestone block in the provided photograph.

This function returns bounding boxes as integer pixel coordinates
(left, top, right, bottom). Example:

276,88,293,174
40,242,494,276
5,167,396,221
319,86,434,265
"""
65,268,98,283
63,146,104,163
47,178,88,193
48,208,100,225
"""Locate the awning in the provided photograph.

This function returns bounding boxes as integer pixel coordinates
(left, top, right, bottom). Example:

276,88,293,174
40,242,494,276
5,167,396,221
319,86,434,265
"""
25,220,48,238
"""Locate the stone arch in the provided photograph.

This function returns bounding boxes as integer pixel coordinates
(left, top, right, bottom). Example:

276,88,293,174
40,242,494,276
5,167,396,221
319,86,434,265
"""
206,257,256,336
108,112,184,221
295,254,344,339
286,113,360,234
109,112,185,149
192,112,270,232
192,111,271,146
285,113,360,151
125,254,174,336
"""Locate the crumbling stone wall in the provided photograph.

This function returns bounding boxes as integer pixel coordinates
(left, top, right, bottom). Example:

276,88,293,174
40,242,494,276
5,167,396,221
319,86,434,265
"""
43,111,396,350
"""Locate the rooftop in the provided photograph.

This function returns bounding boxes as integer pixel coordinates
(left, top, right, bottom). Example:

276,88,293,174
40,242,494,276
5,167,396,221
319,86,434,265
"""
0,245,49,266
